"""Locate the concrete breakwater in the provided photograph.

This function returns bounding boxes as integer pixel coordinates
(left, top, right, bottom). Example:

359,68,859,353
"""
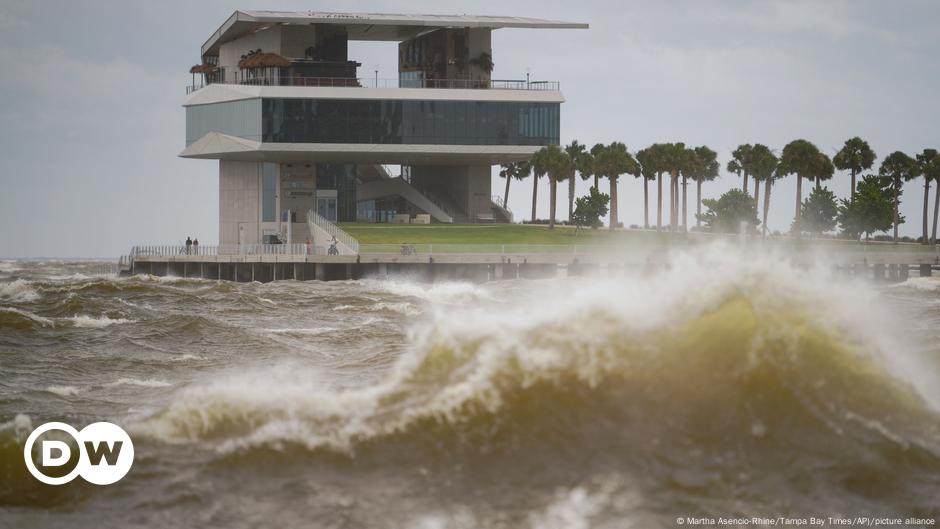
127,252,938,283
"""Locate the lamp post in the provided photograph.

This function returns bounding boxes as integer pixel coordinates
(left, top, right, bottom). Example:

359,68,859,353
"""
374,65,379,88
525,67,530,89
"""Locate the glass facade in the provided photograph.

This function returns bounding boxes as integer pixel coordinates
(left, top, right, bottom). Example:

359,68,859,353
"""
315,164,358,222
186,99,262,145
261,98,559,146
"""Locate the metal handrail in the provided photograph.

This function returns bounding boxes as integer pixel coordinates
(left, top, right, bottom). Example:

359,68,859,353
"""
307,210,360,253
186,76,560,94
130,244,311,257
357,243,618,255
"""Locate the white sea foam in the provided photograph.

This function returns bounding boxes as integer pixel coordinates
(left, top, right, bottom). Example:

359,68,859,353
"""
67,315,137,328
264,327,337,336
896,276,940,292
105,378,172,388
371,302,422,316
167,354,205,362
46,385,83,397
0,279,39,302
0,261,20,274
375,281,491,304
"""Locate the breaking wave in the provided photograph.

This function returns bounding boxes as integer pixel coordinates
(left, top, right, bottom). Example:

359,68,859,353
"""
136,246,940,477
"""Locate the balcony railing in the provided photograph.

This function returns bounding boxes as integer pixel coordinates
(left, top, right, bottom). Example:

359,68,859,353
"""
186,76,560,94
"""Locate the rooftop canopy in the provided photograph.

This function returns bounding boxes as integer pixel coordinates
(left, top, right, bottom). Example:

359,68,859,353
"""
202,10,589,56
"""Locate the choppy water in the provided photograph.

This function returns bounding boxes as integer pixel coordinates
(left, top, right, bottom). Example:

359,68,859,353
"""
1,248,939,528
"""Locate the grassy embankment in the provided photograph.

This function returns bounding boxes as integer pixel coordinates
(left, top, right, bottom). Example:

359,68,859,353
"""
337,223,939,258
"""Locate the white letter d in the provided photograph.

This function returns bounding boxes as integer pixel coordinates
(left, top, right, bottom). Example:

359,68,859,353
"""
41,440,71,467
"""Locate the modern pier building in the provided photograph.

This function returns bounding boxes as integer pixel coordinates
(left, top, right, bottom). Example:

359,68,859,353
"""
182,10,587,249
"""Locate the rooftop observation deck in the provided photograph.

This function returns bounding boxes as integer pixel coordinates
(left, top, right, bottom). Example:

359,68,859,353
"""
186,77,560,95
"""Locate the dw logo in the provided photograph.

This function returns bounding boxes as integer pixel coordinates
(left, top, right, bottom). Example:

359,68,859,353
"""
23,422,134,485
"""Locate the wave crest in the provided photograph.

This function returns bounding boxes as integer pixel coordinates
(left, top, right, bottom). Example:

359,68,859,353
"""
136,247,940,464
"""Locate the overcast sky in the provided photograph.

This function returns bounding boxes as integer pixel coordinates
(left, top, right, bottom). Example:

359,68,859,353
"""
1,0,938,257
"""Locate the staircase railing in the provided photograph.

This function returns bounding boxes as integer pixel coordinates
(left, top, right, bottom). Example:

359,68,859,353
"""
307,209,359,253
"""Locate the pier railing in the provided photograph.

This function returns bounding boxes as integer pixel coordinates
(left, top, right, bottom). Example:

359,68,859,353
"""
131,244,312,257
307,210,360,254
186,77,560,94
358,244,619,256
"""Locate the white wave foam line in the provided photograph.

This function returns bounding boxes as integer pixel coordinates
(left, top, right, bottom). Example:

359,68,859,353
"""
136,242,938,451
896,276,940,292
0,261,20,274
0,414,33,440
46,385,83,397
105,378,172,388
372,302,422,316
168,354,205,362
0,279,40,302
0,307,55,326
374,280,492,304
264,327,338,336
67,315,137,328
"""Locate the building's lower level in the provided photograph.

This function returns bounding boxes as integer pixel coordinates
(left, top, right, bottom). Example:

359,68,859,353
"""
217,158,511,248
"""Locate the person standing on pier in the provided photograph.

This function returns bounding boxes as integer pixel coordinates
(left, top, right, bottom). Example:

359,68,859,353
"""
185,236,192,255
193,238,199,255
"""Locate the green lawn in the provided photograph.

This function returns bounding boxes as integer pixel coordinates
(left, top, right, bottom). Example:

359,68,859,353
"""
337,223,939,257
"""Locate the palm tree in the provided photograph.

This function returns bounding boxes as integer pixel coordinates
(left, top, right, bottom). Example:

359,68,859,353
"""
879,151,917,243
594,142,639,229
659,143,691,231
635,147,658,229
498,161,531,210
748,145,779,237
685,146,719,229
779,139,828,236
915,149,938,244
929,156,940,244
590,143,606,190
813,152,835,190
565,141,587,221
728,144,754,194
530,164,543,223
532,145,575,230
833,137,876,201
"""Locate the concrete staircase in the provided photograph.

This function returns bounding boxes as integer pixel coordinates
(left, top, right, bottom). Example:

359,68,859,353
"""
306,210,359,255
491,196,513,223
357,177,455,223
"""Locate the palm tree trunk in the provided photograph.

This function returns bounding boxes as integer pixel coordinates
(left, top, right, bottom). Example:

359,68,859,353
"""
933,183,940,244
762,179,772,237
681,175,688,232
794,175,802,236
568,176,575,222
668,172,675,231
657,173,663,231
893,178,900,243
594,174,598,190
742,173,748,194
753,178,760,206
815,175,820,190
673,172,680,231
850,169,857,200
696,180,702,228
531,175,538,223
549,176,557,230
503,176,511,208
643,177,649,229
923,177,931,244
609,176,618,229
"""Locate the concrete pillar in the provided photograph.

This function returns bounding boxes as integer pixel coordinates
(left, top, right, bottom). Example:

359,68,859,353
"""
379,263,388,279
920,263,932,278
888,263,899,282
873,263,885,282
346,264,353,280
315,263,325,280
899,263,909,282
